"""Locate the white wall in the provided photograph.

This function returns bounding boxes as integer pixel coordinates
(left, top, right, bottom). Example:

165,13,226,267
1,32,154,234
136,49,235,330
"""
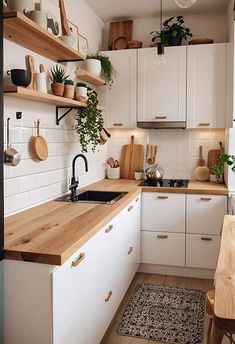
4,0,106,216
108,129,225,180
103,13,227,49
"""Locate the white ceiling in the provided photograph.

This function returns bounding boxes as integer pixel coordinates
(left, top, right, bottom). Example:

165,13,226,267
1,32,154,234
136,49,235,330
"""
85,0,230,22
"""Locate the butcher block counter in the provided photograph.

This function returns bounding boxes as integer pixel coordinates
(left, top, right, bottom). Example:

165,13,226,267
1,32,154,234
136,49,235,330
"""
4,179,228,266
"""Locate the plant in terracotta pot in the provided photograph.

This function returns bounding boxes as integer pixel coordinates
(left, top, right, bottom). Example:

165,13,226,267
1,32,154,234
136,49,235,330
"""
63,79,74,99
75,82,87,102
50,65,69,97
151,16,192,47
86,52,117,89
75,87,104,153
212,153,235,183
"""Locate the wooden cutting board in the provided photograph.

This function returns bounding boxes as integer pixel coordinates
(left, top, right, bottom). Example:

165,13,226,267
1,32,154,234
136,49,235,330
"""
108,20,133,49
208,149,221,173
120,135,144,179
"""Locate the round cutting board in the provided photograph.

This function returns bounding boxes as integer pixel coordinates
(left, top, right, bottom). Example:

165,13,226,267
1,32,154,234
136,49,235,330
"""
31,119,48,161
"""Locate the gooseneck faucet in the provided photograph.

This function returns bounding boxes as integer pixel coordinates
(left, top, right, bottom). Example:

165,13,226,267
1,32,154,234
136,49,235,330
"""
69,154,88,201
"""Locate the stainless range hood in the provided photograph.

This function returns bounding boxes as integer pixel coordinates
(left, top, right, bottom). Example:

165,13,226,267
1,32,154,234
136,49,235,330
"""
137,121,186,129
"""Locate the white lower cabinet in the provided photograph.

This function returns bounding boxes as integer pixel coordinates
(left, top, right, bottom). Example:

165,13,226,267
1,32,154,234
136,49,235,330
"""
186,234,221,269
4,196,141,344
141,231,185,267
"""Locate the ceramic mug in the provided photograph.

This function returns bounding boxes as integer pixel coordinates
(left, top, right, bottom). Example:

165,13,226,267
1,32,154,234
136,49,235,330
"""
4,0,34,14
27,10,48,30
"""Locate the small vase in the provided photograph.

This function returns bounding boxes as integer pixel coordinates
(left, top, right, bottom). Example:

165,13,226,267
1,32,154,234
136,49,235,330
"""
168,36,182,46
51,83,64,97
134,172,143,180
209,174,223,184
63,84,74,99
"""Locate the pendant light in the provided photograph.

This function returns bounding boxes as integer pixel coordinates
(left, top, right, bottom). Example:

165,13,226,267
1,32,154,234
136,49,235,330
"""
157,0,166,66
175,0,197,8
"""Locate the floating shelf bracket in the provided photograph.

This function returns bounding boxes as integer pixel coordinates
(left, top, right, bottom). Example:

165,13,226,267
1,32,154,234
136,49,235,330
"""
56,106,78,125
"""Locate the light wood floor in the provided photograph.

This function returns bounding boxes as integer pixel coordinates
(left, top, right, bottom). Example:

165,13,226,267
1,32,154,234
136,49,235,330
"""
101,273,230,344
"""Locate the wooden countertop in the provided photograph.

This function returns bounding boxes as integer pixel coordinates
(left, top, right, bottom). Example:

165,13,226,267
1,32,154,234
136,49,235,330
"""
4,179,228,266
214,215,235,320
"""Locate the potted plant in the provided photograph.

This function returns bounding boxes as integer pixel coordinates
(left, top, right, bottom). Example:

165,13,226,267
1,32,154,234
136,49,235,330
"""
63,79,74,99
151,16,192,47
211,153,235,183
75,87,104,152
50,65,69,97
134,168,144,180
86,52,117,89
75,82,87,102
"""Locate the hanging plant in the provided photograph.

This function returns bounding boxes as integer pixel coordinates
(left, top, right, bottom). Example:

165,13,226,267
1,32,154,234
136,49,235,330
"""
75,87,104,153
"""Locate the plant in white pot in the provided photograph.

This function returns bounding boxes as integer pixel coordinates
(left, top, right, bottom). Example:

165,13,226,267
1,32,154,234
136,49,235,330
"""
85,52,117,89
212,153,235,183
75,82,87,102
134,168,144,180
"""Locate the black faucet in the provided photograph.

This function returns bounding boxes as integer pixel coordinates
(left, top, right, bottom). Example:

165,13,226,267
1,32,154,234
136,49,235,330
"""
69,154,88,201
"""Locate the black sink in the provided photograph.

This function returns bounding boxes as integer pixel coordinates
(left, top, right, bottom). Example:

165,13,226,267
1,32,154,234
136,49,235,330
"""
55,190,128,204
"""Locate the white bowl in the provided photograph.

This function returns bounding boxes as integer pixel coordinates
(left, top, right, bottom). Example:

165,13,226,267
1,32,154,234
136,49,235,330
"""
58,35,75,48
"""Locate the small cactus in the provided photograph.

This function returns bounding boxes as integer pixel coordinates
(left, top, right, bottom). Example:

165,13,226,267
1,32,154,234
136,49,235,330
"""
50,65,69,83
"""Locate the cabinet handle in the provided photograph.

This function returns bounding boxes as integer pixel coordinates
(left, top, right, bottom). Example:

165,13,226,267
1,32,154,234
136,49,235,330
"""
157,234,168,239
128,246,134,255
200,197,212,201
105,290,113,302
198,123,210,127
128,205,133,212
71,253,85,268
155,116,167,120
105,225,113,233
157,196,168,200
135,197,140,202
113,123,123,127
201,237,212,241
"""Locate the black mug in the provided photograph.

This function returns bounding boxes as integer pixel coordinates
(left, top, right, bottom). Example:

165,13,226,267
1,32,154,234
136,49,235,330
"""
7,69,32,87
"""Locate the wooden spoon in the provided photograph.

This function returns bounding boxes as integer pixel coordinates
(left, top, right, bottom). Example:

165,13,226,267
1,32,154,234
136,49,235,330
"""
198,145,206,166
31,119,48,161
107,157,115,168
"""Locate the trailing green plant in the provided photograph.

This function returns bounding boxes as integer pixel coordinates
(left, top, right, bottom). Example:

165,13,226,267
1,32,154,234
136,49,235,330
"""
50,65,69,83
151,16,192,46
64,79,74,85
87,52,117,88
75,87,104,153
213,153,235,179
76,82,87,87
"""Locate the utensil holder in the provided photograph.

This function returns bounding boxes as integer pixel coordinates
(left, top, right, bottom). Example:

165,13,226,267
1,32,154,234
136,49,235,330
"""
107,166,120,180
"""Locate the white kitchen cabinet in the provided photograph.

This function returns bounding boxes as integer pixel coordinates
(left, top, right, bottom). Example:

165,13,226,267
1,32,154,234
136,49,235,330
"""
186,194,227,235
187,43,226,129
138,47,186,122
99,49,137,129
4,196,141,344
141,192,185,233
141,231,185,267
186,234,221,269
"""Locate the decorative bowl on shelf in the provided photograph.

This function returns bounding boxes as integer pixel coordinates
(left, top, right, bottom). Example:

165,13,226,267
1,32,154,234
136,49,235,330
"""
58,35,75,48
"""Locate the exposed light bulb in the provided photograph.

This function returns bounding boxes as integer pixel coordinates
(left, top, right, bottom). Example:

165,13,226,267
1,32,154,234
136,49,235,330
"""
175,0,197,8
157,42,167,66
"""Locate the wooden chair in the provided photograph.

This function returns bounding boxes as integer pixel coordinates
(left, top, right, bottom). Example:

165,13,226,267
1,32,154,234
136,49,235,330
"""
206,290,235,344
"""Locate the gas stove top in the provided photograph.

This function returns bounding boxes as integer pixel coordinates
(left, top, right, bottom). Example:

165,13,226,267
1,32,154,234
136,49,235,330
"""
139,179,189,188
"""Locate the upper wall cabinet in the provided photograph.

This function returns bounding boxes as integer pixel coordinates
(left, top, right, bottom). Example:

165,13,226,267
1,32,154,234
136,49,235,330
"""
187,43,226,129
99,50,137,129
137,47,187,122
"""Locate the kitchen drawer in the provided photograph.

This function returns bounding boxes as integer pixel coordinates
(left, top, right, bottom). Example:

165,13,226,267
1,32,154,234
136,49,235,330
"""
186,194,227,235
142,192,185,233
186,234,221,269
141,231,185,267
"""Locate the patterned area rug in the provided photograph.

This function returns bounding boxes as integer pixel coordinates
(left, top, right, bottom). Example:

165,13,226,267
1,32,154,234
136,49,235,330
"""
117,284,205,343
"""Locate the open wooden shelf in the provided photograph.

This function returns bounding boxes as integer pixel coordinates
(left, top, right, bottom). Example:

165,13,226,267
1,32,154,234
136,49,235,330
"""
4,86,106,111
3,11,85,62
75,69,106,86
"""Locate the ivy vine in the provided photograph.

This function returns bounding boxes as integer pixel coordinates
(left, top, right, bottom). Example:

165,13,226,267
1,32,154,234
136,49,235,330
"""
75,87,104,153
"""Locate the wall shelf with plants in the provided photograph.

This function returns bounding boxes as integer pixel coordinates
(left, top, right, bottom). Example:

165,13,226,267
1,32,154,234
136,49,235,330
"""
75,69,106,86
3,11,85,62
